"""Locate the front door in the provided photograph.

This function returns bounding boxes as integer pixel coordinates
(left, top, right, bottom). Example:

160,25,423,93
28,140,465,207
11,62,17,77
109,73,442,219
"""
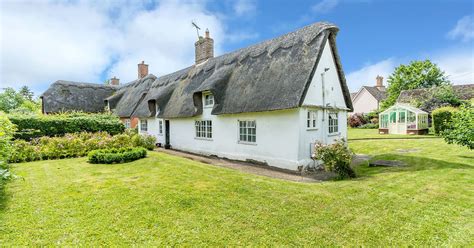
164,120,171,149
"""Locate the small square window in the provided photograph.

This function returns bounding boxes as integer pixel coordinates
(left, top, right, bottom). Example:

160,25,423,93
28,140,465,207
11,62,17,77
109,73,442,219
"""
204,94,214,107
195,120,212,139
328,112,338,134
239,120,256,143
140,119,148,132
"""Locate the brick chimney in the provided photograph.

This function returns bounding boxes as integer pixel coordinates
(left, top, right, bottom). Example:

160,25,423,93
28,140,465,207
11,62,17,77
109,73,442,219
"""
110,76,120,86
195,29,214,64
138,61,149,79
376,75,385,91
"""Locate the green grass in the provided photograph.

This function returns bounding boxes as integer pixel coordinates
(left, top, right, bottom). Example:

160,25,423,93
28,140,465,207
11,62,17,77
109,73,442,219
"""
1,129,473,246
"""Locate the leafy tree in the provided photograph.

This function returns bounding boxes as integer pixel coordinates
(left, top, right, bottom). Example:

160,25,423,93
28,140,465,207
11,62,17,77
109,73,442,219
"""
0,86,40,113
381,60,450,109
19,86,34,101
441,101,474,149
0,88,24,113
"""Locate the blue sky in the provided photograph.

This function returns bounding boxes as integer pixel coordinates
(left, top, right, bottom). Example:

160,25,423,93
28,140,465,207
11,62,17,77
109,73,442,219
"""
1,0,473,95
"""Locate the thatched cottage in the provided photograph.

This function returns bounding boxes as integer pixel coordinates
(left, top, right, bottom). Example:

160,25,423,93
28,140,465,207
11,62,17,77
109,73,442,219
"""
41,22,353,170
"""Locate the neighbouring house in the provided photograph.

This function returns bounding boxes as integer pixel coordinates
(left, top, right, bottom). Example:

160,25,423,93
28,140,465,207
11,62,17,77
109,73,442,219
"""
378,103,429,135
41,22,353,170
350,76,387,114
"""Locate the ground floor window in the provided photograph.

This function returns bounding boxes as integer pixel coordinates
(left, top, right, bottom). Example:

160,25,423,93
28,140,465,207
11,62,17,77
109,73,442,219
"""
307,110,317,129
195,120,212,138
239,120,256,143
124,119,131,129
140,119,148,132
328,112,338,134
159,120,163,134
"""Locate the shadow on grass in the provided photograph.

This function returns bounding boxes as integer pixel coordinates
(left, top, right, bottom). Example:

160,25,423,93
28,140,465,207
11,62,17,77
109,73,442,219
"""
0,181,8,213
348,136,441,141
354,153,473,178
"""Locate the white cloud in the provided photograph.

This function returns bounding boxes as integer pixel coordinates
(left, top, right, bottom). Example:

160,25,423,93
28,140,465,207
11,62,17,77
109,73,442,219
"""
433,49,474,84
312,0,339,14
233,0,256,17
447,15,474,42
0,0,231,94
345,58,396,92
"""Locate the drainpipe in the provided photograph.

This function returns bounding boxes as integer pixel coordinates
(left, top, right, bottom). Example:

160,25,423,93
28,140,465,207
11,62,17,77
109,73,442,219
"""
321,68,330,143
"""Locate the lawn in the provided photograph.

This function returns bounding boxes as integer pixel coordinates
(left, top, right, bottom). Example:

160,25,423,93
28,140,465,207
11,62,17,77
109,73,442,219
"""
1,129,473,246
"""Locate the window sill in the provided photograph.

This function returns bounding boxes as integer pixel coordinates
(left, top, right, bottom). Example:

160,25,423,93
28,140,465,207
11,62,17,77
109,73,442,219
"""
306,128,318,131
238,141,257,146
195,137,213,141
328,132,340,137
203,106,213,109
158,133,163,136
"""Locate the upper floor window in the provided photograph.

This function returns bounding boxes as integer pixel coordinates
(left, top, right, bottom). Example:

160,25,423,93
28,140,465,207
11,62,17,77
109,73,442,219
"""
239,120,256,143
307,110,317,129
328,112,338,134
124,119,131,129
159,120,163,135
204,94,214,107
140,119,148,132
195,120,212,139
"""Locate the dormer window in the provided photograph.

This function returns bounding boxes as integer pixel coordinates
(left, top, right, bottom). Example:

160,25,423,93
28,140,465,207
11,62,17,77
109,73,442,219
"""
204,93,214,107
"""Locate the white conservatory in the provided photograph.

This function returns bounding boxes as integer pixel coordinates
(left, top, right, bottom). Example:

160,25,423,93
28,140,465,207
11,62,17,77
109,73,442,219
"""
379,103,429,135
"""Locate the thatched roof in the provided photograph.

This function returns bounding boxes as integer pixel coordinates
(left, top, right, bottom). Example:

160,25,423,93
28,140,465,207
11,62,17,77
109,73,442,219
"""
397,84,474,103
41,80,117,113
42,22,353,118
133,22,352,118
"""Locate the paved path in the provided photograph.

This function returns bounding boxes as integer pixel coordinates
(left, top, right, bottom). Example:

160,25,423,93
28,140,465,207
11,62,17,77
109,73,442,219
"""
155,148,334,183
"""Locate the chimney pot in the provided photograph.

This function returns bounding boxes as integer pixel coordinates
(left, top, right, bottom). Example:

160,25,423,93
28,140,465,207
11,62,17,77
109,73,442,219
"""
195,29,214,64
110,76,120,85
376,75,385,91
138,61,149,79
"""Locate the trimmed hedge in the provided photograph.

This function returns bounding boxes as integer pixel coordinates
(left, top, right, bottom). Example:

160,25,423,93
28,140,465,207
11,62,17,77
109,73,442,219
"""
432,107,458,135
8,112,125,140
88,147,147,164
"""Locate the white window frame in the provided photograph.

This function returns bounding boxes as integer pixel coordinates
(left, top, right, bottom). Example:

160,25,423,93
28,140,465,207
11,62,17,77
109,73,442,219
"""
238,120,256,144
328,112,339,134
140,119,148,132
307,110,318,129
158,120,163,135
124,119,131,129
204,93,214,107
195,120,212,139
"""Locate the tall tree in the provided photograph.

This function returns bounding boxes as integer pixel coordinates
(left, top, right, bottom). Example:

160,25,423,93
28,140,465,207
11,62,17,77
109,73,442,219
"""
19,86,34,101
381,60,449,109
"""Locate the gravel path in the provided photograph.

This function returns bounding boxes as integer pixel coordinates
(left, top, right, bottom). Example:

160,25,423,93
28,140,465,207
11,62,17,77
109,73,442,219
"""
155,148,335,183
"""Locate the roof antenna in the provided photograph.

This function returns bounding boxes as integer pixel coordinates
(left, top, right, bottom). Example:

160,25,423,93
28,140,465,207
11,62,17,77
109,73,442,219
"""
191,20,201,39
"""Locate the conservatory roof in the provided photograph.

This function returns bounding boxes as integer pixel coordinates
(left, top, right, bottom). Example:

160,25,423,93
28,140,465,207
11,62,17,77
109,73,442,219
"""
380,103,428,115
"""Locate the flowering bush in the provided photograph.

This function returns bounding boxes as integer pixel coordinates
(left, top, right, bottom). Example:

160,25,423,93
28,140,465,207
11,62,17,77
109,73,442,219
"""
0,112,16,184
88,147,147,164
348,113,368,128
313,139,356,179
9,131,156,163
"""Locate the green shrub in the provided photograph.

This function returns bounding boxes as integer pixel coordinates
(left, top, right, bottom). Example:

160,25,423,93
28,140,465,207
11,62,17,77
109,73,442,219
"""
432,107,458,135
0,112,16,185
441,102,474,149
8,112,125,140
9,131,156,163
313,140,356,179
88,147,147,164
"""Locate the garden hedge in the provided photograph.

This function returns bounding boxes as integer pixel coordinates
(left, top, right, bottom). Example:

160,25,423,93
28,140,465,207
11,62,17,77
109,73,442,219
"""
8,112,125,140
88,147,147,164
432,107,458,135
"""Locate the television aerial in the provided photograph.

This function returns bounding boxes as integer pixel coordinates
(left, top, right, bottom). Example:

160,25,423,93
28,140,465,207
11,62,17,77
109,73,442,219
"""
191,21,201,39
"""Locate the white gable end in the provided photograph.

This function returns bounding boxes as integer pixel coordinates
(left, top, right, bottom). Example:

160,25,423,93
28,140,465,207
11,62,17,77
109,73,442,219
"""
351,88,379,114
303,40,346,109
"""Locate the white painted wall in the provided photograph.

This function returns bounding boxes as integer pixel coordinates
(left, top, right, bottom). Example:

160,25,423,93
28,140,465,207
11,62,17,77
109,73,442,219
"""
351,88,379,114
303,40,347,109
168,107,301,170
